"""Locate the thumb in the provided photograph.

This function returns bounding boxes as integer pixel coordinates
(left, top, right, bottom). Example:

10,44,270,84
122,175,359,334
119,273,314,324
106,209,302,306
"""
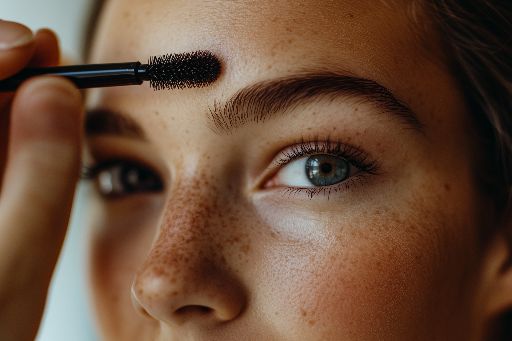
0,76,82,341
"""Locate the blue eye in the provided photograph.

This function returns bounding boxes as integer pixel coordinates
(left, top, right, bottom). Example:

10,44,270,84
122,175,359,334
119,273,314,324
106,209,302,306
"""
305,154,349,186
273,154,353,188
82,160,163,197
267,140,378,196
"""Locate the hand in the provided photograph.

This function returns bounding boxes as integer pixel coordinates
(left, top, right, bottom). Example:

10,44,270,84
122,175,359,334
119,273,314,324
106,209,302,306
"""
0,20,83,341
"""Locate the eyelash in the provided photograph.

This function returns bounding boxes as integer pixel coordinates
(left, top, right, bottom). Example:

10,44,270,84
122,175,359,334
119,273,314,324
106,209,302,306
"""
81,159,130,179
81,138,379,200
270,137,379,199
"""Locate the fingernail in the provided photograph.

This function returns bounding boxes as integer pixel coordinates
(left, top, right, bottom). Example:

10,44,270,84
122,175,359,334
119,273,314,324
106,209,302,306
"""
0,20,33,50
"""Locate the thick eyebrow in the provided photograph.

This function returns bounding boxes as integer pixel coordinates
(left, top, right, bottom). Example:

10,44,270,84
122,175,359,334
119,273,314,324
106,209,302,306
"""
85,72,423,138
85,108,147,140
208,72,424,134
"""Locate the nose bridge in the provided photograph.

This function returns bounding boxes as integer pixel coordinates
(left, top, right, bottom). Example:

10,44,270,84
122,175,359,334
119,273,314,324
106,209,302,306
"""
145,186,218,278
131,178,246,325
162,180,217,246
140,178,221,284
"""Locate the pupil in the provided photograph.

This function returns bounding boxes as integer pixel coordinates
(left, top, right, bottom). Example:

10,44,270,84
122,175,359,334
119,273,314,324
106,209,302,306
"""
305,154,349,186
125,169,140,186
320,163,333,174
120,164,163,193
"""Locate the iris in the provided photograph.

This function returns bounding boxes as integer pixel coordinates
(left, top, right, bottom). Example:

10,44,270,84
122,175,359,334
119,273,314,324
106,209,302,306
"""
305,154,349,186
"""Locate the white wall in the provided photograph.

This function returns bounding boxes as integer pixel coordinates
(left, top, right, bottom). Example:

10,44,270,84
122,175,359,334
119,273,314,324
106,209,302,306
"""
0,1,99,340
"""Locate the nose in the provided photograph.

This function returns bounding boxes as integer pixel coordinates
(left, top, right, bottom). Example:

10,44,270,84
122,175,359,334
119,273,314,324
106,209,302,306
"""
130,194,247,327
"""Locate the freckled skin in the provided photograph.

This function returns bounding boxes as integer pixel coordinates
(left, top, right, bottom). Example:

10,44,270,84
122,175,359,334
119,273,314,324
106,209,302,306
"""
83,0,507,340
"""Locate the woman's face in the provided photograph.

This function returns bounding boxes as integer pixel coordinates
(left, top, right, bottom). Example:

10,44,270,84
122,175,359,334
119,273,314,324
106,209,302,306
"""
84,0,496,340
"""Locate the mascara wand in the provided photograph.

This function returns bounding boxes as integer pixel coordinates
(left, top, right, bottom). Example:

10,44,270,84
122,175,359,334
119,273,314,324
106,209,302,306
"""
0,51,221,92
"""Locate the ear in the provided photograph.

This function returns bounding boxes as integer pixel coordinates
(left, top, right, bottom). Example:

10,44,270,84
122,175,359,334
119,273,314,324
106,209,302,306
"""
481,214,512,317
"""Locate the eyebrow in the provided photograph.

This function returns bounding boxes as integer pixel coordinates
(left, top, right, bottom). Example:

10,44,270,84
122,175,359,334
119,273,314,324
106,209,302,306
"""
86,108,147,139
85,72,423,138
209,72,423,134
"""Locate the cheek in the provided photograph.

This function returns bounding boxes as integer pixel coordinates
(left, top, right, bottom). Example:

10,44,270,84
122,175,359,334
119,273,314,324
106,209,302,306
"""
293,230,432,339
256,194,480,340
258,227,430,339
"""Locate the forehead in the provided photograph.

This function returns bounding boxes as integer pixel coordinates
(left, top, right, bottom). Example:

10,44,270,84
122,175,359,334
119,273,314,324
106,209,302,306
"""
90,0,464,145
92,0,430,76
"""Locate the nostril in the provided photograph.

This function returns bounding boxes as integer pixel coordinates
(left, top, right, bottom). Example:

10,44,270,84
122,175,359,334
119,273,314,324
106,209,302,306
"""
175,305,214,316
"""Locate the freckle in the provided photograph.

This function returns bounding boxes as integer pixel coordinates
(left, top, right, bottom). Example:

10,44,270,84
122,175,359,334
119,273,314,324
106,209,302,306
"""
300,308,307,316
152,265,165,276
347,12,355,19
308,319,316,326
240,244,250,254
444,183,451,192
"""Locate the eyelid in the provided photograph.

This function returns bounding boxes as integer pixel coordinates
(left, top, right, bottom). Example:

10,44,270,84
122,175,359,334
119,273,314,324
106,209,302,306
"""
269,139,377,172
81,158,142,180
83,136,170,186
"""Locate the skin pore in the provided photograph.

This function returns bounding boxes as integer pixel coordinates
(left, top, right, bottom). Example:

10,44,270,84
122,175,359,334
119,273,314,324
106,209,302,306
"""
83,0,510,340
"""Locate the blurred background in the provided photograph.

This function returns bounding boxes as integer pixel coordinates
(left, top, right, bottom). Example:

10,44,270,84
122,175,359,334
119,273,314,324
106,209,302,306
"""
1,0,99,340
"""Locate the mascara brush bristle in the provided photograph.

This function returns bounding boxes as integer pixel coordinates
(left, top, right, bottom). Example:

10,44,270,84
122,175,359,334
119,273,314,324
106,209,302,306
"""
147,51,221,90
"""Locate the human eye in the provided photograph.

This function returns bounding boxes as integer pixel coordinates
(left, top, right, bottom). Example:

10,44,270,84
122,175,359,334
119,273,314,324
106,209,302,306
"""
263,138,379,198
81,159,164,198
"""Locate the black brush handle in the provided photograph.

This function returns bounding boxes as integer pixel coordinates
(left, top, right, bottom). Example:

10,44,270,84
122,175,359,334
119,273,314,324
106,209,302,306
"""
0,62,150,91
